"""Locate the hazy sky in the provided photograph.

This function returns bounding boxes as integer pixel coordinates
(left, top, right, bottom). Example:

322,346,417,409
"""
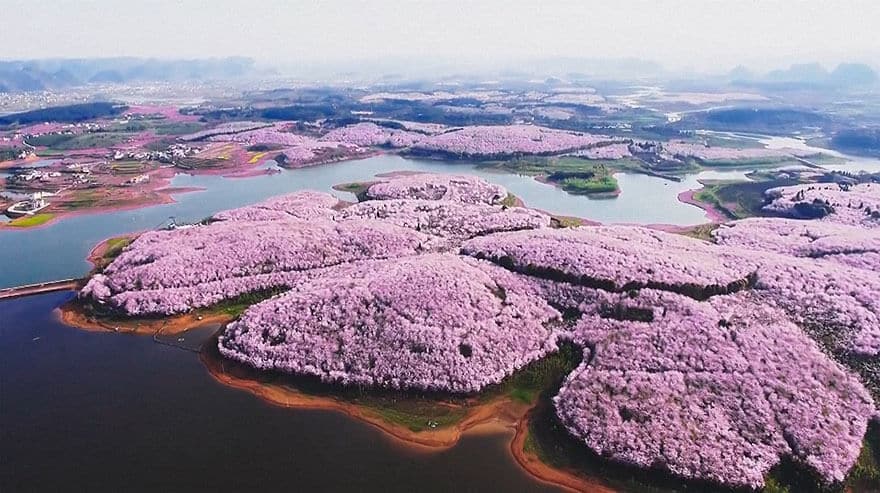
2,0,878,72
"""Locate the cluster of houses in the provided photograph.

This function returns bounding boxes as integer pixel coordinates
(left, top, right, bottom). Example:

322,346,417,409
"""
1,135,35,160
7,161,94,187
5,191,53,218
628,141,684,170
112,143,199,164
14,169,62,182
124,174,150,186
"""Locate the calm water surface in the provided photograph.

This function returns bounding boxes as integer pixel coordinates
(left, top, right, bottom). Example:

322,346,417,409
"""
0,156,712,490
0,155,712,491
4,146,875,491
0,291,559,492
705,131,880,174
0,154,710,288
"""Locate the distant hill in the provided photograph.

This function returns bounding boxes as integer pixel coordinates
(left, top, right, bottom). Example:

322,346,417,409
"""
682,107,829,134
727,65,755,82
0,102,127,126
830,63,879,86
0,57,259,92
732,62,878,90
765,63,830,84
831,128,880,157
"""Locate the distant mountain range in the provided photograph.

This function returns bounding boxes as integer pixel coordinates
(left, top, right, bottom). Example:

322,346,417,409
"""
728,62,878,89
0,56,876,93
0,57,263,92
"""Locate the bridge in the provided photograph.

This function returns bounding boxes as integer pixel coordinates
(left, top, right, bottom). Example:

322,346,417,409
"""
790,156,824,169
0,278,84,300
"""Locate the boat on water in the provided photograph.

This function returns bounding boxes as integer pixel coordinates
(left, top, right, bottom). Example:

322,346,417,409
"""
5,192,52,218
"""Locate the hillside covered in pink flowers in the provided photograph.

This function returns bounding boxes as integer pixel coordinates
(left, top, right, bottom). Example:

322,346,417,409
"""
79,173,880,490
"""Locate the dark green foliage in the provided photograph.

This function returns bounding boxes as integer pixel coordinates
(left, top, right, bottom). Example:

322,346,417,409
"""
793,200,834,219
50,132,130,150
547,169,619,194
697,177,801,219
210,288,289,317
0,102,127,126
705,108,826,127
261,105,344,121
0,147,24,160
246,143,285,152
23,133,75,147
154,122,205,135
831,128,880,157
500,342,582,404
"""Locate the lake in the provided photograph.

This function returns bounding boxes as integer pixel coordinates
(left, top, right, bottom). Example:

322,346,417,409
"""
0,291,559,492
0,154,712,289
0,154,728,492
2,148,877,492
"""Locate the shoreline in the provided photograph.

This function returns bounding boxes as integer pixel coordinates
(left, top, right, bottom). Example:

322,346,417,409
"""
0,151,381,231
510,413,616,493
57,300,234,336
86,233,137,269
0,167,202,230
42,163,761,493
55,300,614,492
200,343,613,492
677,188,729,223
5,148,730,232
200,343,531,450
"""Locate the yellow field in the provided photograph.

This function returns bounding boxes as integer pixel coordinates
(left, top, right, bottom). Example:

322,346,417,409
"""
7,213,56,228
248,152,268,164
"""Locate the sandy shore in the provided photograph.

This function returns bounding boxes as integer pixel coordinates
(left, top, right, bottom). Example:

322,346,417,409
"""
201,343,617,492
510,414,617,493
57,293,617,492
677,188,728,223
202,348,530,449
58,301,234,336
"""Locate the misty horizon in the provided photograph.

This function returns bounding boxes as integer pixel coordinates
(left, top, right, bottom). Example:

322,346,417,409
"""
1,0,878,74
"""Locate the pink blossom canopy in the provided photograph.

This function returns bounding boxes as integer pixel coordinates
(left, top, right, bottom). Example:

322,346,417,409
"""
78,175,880,489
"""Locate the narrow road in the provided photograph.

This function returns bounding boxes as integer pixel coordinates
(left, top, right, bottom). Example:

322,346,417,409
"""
0,279,82,300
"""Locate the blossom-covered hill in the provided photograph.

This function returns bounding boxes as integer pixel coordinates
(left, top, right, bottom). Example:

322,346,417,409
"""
662,140,811,162
339,199,550,241
557,289,873,488
364,173,508,204
320,122,622,158
461,226,759,300
219,254,562,393
80,174,547,315
713,217,880,270
764,182,880,226
78,172,880,490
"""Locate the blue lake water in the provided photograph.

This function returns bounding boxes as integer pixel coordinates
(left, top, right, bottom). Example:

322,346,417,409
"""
7,145,868,289
705,131,880,174
0,154,712,288
0,291,556,492
3,145,877,492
